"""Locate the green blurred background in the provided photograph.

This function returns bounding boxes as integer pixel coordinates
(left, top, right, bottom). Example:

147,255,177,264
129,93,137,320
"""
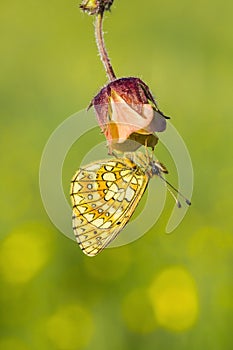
0,0,232,349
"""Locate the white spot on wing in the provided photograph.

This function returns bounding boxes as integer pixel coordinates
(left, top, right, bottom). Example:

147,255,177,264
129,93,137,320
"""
73,194,83,204
105,165,114,171
108,183,118,193
101,221,112,229
73,182,82,192
120,170,131,177
92,218,105,227
125,186,135,202
83,213,95,221
104,190,115,201
102,172,116,181
76,205,87,214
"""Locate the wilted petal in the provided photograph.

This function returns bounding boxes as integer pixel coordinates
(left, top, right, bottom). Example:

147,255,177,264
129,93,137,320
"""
109,91,154,142
146,110,167,133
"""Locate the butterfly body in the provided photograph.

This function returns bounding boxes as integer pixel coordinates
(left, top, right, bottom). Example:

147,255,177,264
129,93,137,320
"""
70,153,163,256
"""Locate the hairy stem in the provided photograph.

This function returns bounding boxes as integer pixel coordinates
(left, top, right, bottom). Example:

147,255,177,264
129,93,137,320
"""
95,11,116,81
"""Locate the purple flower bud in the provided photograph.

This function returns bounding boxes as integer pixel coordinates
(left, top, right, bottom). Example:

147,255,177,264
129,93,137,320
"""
89,77,169,153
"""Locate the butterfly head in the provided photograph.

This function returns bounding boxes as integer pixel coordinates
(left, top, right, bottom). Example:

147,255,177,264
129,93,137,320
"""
149,160,168,178
148,159,191,207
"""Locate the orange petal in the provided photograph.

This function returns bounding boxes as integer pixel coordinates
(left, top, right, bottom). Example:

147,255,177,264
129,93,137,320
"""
109,90,154,142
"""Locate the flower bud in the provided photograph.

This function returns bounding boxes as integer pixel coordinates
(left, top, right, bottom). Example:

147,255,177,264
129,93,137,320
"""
80,0,114,15
89,77,169,153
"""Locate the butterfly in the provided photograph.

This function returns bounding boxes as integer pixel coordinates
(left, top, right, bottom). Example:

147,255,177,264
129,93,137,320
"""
70,152,190,257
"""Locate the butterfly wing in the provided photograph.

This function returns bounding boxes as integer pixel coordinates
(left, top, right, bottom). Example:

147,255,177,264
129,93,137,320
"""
70,158,149,256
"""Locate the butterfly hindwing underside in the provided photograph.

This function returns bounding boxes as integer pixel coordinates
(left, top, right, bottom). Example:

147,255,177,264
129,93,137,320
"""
70,158,149,256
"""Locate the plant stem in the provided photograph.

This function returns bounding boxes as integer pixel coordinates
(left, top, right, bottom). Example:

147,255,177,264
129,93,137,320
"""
95,11,116,81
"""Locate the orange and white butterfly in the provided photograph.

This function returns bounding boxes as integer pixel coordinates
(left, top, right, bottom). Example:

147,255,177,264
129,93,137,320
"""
70,151,187,257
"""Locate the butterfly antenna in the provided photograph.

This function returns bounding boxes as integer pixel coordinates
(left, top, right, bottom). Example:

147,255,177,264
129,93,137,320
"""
157,172,191,207
166,186,182,208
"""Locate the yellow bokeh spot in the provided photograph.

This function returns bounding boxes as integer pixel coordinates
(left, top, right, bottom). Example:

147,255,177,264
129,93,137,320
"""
46,304,94,350
122,288,157,334
148,266,198,332
0,222,53,284
0,338,29,350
